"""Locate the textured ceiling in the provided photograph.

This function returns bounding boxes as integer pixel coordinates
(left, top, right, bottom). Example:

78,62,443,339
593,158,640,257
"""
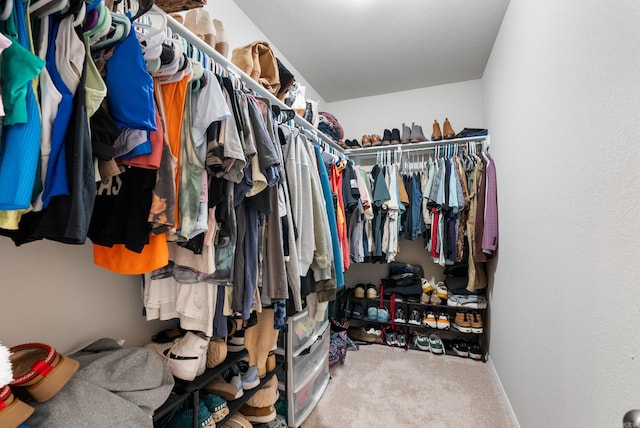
232,0,510,102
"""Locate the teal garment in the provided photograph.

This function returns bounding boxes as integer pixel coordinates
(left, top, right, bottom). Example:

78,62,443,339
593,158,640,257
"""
313,145,344,288
0,0,45,210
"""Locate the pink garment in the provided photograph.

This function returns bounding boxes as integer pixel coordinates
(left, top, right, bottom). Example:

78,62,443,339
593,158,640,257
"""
0,33,12,117
118,104,164,169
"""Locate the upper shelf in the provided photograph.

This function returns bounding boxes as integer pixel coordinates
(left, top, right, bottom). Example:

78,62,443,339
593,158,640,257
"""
157,7,344,154
344,135,490,158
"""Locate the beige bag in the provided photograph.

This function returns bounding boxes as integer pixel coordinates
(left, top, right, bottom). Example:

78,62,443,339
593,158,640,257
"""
231,41,281,96
207,338,228,369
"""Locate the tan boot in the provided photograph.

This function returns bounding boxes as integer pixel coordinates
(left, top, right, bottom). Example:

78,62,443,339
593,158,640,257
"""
443,117,455,139
213,19,229,58
184,9,216,48
370,134,382,146
361,135,372,147
432,120,443,141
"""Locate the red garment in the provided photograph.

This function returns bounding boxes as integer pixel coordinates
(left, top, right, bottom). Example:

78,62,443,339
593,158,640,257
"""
329,162,350,270
430,208,440,258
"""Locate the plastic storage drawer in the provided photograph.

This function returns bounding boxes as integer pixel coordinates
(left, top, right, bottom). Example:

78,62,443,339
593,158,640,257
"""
289,307,328,355
292,360,330,425
291,326,329,391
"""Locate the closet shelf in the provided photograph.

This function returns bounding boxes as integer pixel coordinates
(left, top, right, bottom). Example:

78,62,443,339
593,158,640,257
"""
158,7,344,154
344,135,490,158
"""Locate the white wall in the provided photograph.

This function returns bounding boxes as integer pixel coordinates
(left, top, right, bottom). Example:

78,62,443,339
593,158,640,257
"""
326,79,484,140
0,239,172,354
483,1,640,427
202,0,327,108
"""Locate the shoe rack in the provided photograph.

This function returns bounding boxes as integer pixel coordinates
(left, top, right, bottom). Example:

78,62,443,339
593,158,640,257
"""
152,349,283,428
347,291,487,362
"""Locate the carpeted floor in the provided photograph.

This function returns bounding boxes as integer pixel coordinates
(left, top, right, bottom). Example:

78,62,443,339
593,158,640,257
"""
302,344,515,428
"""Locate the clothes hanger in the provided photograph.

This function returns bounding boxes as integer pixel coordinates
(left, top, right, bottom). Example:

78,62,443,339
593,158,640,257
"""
30,0,70,19
0,0,13,21
87,3,113,38
90,11,131,52
73,2,86,27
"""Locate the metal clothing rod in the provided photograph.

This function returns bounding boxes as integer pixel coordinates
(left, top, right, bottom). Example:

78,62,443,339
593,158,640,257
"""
156,7,344,153
345,135,490,159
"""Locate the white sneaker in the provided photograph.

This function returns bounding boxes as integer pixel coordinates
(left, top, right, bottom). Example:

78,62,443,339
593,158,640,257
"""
150,331,209,381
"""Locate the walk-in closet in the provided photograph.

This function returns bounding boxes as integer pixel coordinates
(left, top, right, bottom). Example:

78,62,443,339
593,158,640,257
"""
1,1,639,427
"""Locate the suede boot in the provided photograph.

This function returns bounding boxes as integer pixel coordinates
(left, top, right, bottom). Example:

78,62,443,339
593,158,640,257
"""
443,117,455,139
243,309,279,378
400,123,412,144
432,120,443,141
370,134,382,146
410,122,426,142
361,135,372,148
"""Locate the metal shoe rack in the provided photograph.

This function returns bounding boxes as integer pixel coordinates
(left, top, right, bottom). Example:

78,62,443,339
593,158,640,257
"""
152,350,284,428
347,292,488,362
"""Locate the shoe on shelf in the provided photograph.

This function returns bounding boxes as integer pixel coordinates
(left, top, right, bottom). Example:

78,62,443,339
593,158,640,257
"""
432,119,443,141
169,400,215,428
201,393,230,422
428,333,444,354
361,135,372,147
370,134,382,146
423,311,437,329
401,123,412,143
408,308,421,325
237,360,260,390
149,331,209,381
453,310,472,333
396,332,407,348
385,330,397,347
394,307,406,324
436,312,450,330
443,117,455,140
451,340,469,358
447,294,487,309
376,307,390,323
468,344,483,361
239,403,277,424
365,325,382,337
366,283,378,299
429,292,442,306
203,364,244,401
410,122,426,142
354,284,365,299
381,129,392,146
471,311,484,334
390,128,401,145
420,292,430,304
367,305,378,321
414,333,431,351
421,278,435,294
227,329,245,353
435,282,448,300
349,326,381,343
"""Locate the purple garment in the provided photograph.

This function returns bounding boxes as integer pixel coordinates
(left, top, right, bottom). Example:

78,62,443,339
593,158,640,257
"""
481,153,498,254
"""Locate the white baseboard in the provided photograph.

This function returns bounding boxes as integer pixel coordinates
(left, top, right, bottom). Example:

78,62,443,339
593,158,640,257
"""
487,355,521,428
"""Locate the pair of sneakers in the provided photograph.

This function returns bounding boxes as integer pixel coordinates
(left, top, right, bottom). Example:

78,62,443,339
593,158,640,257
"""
452,340,483,360
421,311,450,330
385,329,407,347
414,333,444,354
367,306,390,323
149,331,209,381
354,283,378,299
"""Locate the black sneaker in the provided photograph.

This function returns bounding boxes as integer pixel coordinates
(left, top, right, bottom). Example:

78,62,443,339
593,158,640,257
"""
468,344,483,360
452,340,469,358
408,309,421,325
382,129,392,145
394,307,406,323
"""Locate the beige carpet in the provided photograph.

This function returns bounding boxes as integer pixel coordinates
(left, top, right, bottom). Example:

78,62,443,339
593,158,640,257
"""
302,344,515,428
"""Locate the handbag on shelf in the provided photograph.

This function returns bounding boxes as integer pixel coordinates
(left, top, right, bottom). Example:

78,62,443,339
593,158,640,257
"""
155,0,206,14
